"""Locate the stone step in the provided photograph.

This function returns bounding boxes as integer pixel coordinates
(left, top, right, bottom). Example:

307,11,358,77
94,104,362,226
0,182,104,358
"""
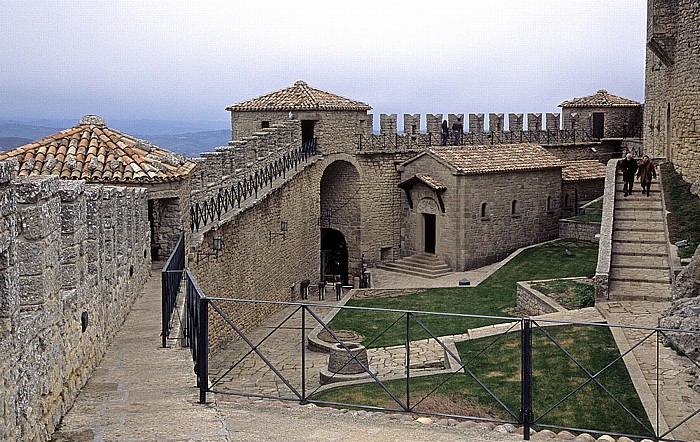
613,220,664,232
607,280,672,302
379,260,452,276
609,267,670,284
611,254,668,269
612,241,667,256
614,201,663,210
612,230,667,242
376,253,452,279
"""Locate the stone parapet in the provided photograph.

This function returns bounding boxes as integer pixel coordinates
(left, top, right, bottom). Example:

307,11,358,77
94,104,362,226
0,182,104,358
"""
0,167,151,442
594,158,618,299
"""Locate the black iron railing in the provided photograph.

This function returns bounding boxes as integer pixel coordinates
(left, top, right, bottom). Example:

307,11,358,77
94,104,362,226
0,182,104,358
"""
190,138,317,232
183,293,700,441
357,129,601,151
161,232,185,348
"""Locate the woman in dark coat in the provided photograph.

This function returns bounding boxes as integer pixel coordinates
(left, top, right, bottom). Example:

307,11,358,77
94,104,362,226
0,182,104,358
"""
637,154,657,197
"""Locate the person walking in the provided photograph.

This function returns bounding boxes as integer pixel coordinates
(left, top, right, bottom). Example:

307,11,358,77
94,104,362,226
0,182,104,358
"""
619,153,638,197
637,154,657,197
452,117,463,145
441,120,449,146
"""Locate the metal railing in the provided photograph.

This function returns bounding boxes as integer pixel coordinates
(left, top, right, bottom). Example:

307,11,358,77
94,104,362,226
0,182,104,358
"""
357,129,601,151
190,138,317,232
161,232,185,348
183,292,700,441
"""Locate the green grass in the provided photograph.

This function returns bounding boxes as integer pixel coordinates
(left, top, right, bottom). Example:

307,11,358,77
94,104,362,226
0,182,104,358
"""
661,163,700,259
312,325,652,438
586,198,604,209
328,241,598,348
567,213,602,223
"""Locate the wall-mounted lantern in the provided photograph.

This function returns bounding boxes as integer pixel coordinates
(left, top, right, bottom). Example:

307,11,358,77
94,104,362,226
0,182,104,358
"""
270,221,289,242
213,235,222,251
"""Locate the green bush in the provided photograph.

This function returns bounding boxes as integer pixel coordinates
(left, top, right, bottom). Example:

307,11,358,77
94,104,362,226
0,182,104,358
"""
575,283,595,308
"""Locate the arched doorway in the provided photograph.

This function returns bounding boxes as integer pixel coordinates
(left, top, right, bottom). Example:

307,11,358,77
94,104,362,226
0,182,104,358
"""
319,160,361,284
321,229,348,284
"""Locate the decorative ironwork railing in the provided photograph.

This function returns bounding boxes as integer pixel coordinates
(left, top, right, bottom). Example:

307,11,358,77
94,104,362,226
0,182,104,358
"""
161,232,185,348
190,138,317,232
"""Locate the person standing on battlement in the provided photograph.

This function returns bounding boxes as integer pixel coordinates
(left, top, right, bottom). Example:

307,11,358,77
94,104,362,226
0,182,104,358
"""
452,117,463,145
637,154,657,197
441,120,449,146
618,153,638,197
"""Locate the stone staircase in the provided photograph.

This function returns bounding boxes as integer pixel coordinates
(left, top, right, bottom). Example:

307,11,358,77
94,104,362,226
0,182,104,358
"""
376,252,452,279
608,171,672,301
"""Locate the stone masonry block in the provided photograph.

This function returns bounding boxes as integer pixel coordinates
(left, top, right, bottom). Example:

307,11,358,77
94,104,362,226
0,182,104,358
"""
60,202,86,235
18,198,60,240
13,176,59,204
546,113,561,131
508,113,524,132
0,188,16,219
18,274,52,306
527,113,542,131
60,263,82,289
0,160,16,184
16,239,52,276
0,269,19,318
469,114,485,132
58,180,85,202
489,113,505,132
426,114,443,135
379,114,397,135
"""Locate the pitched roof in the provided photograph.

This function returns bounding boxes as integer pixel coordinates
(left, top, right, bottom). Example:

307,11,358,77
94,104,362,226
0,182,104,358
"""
0,116,196,183
411,143,563,175
398,174,447,191
559,90,641,108
561,160,607,182
226,80,372,112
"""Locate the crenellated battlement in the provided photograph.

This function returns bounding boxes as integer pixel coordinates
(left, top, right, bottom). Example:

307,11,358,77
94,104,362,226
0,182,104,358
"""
374,112,564,134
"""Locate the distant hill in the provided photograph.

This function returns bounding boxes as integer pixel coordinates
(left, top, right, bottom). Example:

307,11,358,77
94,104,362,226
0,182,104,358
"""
0,137,34,150
0,120,231,158
134,130,231,158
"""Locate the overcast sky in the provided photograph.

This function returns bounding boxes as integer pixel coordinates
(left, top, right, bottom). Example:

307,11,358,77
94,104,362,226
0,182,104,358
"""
0,1,646,126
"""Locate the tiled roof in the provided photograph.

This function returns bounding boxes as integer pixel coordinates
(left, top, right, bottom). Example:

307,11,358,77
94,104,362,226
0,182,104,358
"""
398,174,447,191
559,90,641,108
226,80,372,112
0,116,196,183
423,143,563,175
562,160,607,182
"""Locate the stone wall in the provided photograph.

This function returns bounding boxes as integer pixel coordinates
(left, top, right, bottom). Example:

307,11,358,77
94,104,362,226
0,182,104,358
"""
644,0,700,191
561,179,605,218
559,219,601,242
0,162,150,442
561,106,642,137
516,281,565,316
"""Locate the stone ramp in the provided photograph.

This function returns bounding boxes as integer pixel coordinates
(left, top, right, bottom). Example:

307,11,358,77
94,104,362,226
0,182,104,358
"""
51,266,229,442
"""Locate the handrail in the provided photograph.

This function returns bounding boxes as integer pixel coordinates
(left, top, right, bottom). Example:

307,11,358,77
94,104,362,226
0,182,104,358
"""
161,232,185,348
190,138,317,232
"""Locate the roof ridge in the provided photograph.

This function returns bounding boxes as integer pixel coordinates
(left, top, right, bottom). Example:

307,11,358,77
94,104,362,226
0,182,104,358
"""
296,81,318,107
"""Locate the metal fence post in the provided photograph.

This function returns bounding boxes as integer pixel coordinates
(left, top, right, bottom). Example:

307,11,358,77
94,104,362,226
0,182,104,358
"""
521,318,533,440
302,306,306,402
161,275,168,348
406,312,411,411
198,297,209,404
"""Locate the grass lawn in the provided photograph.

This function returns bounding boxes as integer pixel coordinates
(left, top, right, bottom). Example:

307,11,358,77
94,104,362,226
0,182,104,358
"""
567,213,602,223
586,198,604,209
328,241,598,348
661,163,700,259
311,325,652,438
530,279,595,309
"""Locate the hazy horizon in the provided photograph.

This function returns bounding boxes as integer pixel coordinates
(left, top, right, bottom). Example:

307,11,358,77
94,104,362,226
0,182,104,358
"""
0,1,646,129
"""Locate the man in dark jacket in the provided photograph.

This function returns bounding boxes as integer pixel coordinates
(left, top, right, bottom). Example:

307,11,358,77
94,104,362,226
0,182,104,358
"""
619,153,638,196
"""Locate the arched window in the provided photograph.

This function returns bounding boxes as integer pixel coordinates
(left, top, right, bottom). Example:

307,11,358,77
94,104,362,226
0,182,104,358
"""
511,200,518,216
480,202,488,219
546,196,552,212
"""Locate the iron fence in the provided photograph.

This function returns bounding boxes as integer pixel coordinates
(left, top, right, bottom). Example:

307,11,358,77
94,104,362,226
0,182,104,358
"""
181,289,700,441
161,232,185,348
190,138,317,232
357,129,601,151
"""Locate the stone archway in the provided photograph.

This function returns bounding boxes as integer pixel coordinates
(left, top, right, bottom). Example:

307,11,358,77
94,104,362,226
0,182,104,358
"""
319,160,361,283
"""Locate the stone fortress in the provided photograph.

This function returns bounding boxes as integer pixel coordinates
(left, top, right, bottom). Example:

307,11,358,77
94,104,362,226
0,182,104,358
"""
0,0,699,440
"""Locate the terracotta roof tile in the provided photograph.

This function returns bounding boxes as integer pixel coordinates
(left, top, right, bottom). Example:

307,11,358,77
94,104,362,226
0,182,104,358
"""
0,115,196,183
559,90,641,108
561,160,607,182
420,143,563,175
226,80,372,112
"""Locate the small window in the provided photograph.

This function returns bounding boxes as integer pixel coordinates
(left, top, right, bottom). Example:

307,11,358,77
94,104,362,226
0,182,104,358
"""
511,200,519,217
480,202,489,220
546,196,552,212
564,194,570,208
261,121,270,129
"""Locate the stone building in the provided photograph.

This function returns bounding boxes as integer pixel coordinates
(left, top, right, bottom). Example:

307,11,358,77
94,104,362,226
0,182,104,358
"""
644,0,700,189
226,80,372,154
397,144,563,270
0,115,197,260
559,90,643,138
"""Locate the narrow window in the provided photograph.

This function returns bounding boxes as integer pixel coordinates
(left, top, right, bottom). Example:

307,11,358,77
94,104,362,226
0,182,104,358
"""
511,200,518,215
546,196,552,212
481,202,488,219
564,194,570,208
261,121,270,129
